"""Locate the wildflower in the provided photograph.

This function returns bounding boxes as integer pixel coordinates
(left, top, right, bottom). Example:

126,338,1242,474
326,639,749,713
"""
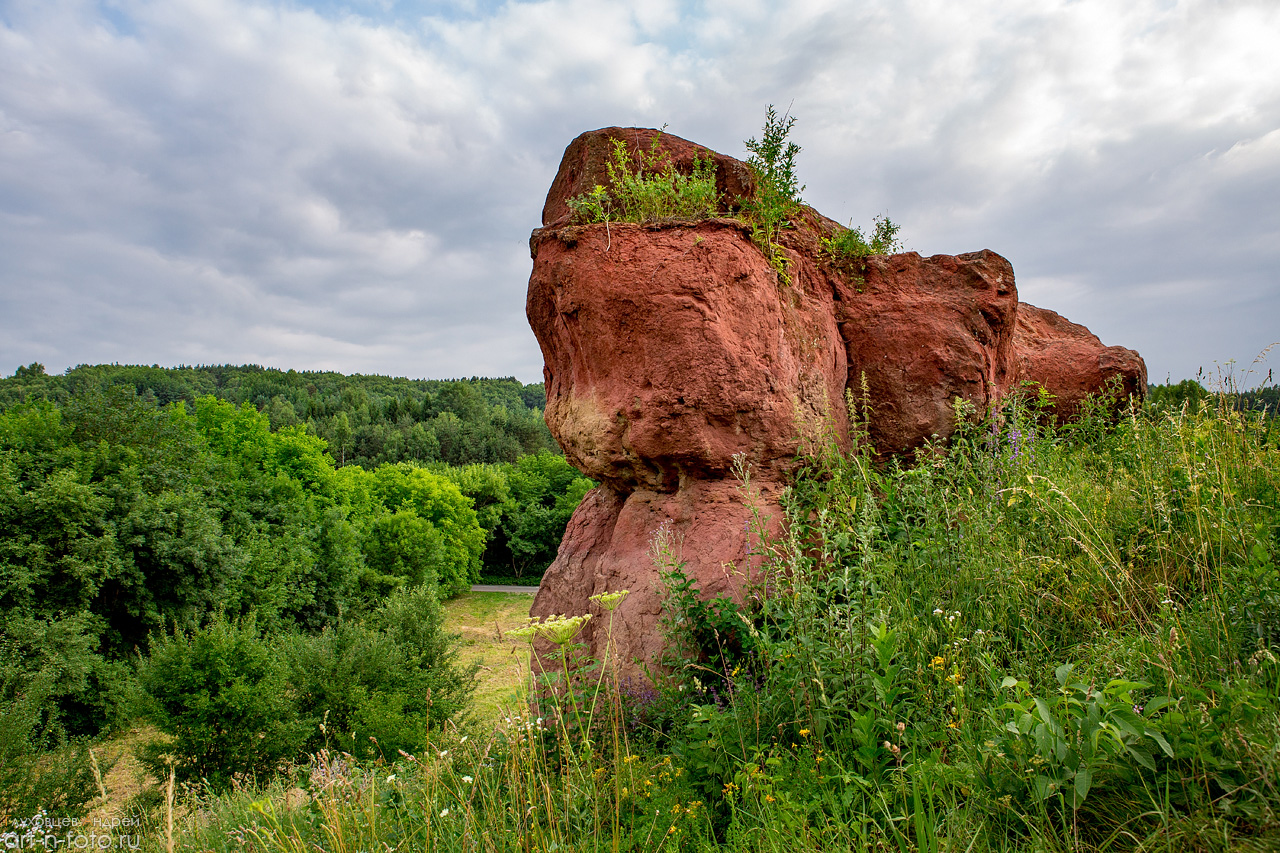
798,729,811,737
930,656,945,668
590,589,631,611
948,720,960,730
386,774,397,783
896,721,905,733
765,794,776,803
536,614,593,646
507,622,539,642
462,776,474,784
439,809,450,818
933,608,944,617
439,750,449,758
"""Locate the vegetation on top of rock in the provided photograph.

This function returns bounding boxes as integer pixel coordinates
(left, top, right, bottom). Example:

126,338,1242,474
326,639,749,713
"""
567,131,719,225
742,104,806,280
822,212,905,261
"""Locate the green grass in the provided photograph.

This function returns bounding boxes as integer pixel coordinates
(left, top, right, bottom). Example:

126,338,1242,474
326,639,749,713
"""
122,396,1280,851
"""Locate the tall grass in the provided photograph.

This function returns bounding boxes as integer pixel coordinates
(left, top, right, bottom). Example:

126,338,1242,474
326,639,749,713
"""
137,394,1279,852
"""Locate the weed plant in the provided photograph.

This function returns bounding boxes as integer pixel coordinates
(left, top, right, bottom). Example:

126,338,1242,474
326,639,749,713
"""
567,132,719,225
742,105,804,282
129,391,1278,851
822,213,904,261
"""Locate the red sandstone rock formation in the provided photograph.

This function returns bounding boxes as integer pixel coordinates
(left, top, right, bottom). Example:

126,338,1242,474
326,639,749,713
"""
526,127,1147,681
1014,303,1149,422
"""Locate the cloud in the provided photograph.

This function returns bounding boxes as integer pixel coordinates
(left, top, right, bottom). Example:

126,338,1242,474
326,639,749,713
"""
1,0,1278,384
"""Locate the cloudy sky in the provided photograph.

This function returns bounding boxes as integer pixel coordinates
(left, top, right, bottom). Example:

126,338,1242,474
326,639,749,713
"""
2,0,1278,386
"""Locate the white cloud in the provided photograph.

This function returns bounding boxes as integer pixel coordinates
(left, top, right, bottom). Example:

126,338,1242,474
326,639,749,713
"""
1,0,1278,384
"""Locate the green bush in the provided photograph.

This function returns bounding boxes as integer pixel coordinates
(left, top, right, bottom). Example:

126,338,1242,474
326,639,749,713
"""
567,132,719,224
0,614,105,823
283,584,476,761
822,213,904,261
742,105,804,281
138,614,305,792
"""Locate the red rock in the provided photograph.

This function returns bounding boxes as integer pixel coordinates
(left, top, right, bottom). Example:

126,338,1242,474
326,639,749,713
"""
530,479,783,683
526,127,1147,679
832,249,1020,454
1014,303,1148,421
527,218,848,491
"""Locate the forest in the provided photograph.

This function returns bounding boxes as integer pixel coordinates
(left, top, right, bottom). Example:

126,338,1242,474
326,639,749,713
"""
0,362,591,814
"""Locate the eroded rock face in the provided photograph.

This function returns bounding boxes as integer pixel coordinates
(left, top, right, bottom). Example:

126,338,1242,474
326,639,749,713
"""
528,219,848,491
833,249,1019,454
527,127,1147,681
533,479,782,676
1014,303,1149,421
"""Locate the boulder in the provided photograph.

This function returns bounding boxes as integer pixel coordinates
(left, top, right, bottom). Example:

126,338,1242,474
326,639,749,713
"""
832,249,1019,454
526,127,1147,681
1014,303,1149,421
527,218,848,491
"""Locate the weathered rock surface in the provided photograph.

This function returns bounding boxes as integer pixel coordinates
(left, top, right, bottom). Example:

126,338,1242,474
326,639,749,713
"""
528,219,848,491
1014,303,1149,421
832,249,1019,454
527,127,1147,681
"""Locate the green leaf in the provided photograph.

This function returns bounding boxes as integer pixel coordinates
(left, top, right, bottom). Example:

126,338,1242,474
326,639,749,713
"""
1073,766,1092,806
1146,729,1175,758
1127,744,1156,771
1033,698,1063,737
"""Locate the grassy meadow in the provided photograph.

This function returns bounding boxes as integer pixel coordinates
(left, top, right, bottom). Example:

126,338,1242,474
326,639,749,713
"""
14,391,1280,852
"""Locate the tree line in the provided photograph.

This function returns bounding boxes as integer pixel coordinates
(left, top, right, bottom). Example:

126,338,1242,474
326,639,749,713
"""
1,362,558,468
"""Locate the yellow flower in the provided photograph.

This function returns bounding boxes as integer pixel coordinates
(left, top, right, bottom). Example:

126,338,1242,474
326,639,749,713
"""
798,729,811,737
765,794,776,803
589,590,630,611
534,614,592,646
930,656,945,668
506,621,539,642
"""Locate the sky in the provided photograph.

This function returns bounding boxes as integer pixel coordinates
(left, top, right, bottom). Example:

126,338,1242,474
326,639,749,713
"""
2,0,1278,387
